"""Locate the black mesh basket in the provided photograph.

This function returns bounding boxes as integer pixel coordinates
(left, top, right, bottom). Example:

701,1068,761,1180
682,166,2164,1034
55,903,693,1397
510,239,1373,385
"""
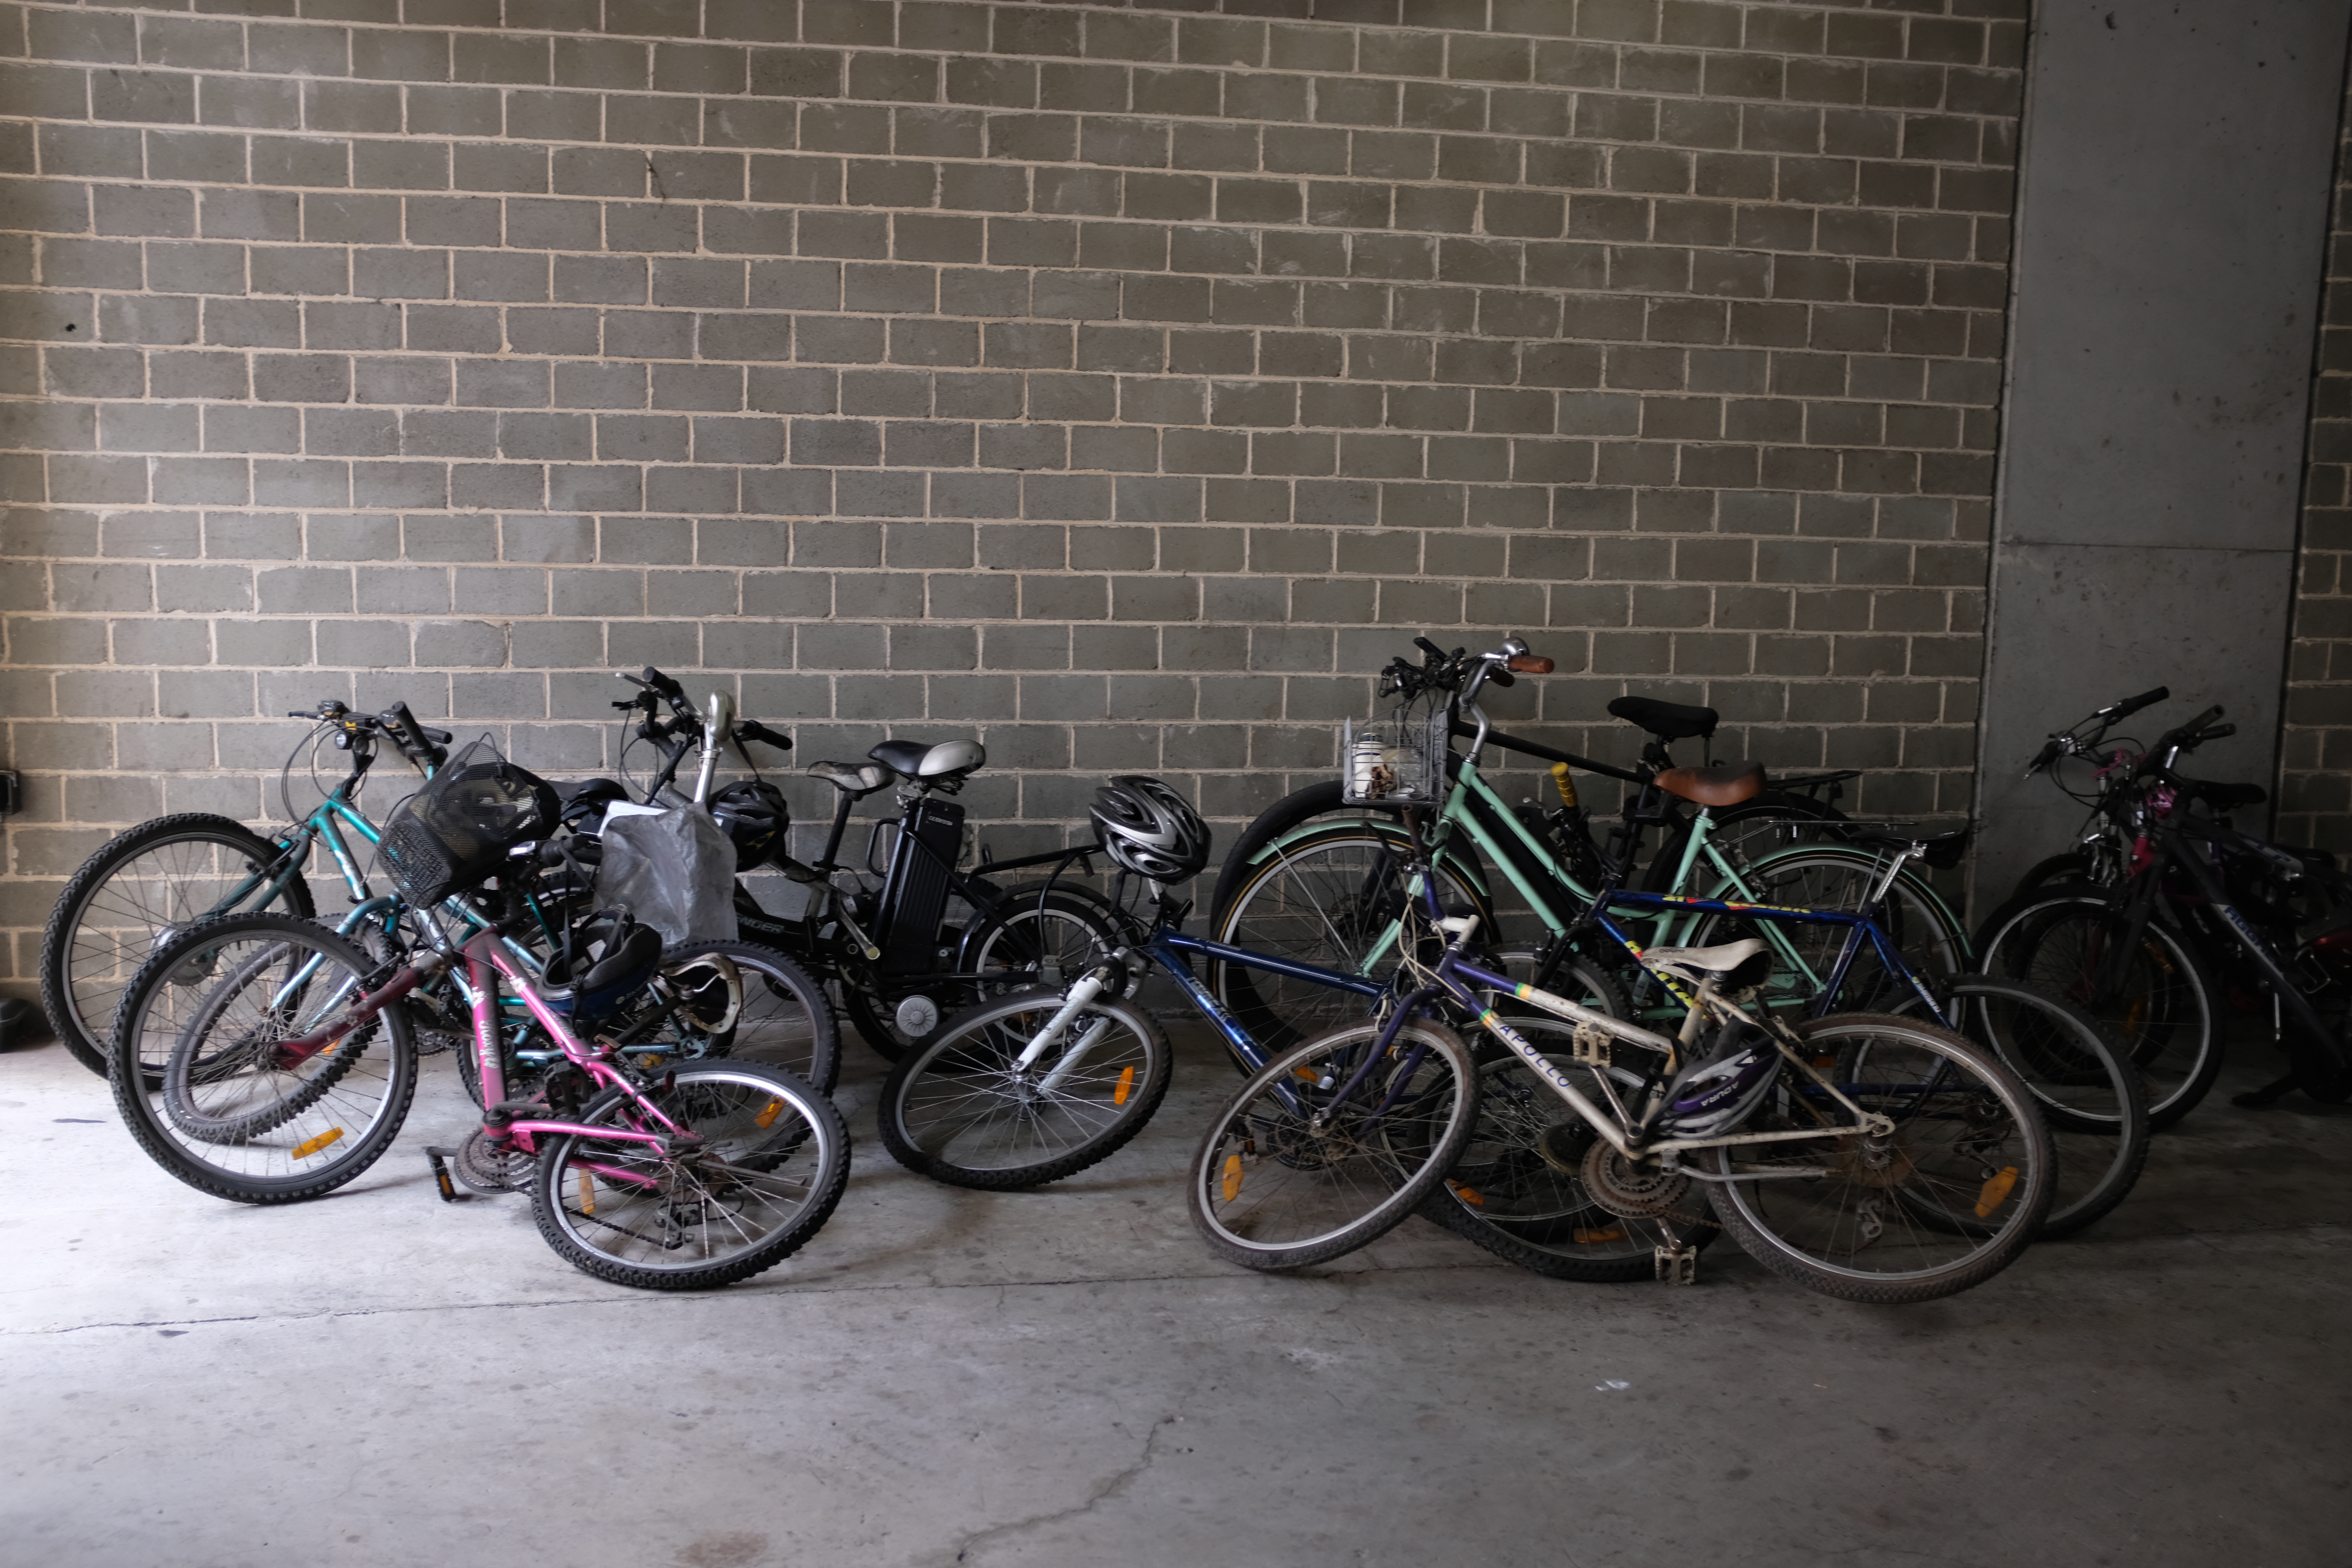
376,737,561,907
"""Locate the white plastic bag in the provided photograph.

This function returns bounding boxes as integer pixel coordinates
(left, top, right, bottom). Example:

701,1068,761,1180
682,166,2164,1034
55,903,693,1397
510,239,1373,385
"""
594,806,739,945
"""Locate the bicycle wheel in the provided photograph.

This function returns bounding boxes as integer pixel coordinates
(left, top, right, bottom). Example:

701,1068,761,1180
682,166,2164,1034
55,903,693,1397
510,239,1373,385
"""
1695,846,1968,1013
1895,975,2151,1239
109,913,416,1204
1705,1014,2053,1303
1417,958,1720,1280
1188,1015,1477,1271
635,940,841,1093
1211,824,1491,1057
877,986,1172,1189
1207,779,1385,927
1974,883,2222,1129
961,883,1126,993
41,814,314,1075
531,1060,850,1291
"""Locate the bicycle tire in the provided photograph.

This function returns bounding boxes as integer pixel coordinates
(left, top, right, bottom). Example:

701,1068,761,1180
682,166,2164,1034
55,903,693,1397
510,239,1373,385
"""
640,940,841,1094
1692,845,1969,1014
1973,882,2223,1130
42,814,314,1075
1207,779,1384,931
1187,1016,1477,1271
2010,851,2100,902
1415,957,1722,1280
109,913,416,1204
531,1060,851,1291
1893,975,2151,1240
877,986,1172,1189
1211,823,1491,1061
1704,1013,2052,1303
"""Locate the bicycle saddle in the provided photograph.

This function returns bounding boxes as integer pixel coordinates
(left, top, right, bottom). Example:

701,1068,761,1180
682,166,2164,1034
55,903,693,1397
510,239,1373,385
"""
809,760,890,795
1839,820,1974,870
1654,761,1764,807
868,738,985,782
1643,938,1770,985
1608,695,1718,742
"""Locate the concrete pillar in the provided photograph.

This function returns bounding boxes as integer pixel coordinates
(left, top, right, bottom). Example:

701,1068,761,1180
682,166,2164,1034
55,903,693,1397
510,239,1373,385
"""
1971,0,2352,909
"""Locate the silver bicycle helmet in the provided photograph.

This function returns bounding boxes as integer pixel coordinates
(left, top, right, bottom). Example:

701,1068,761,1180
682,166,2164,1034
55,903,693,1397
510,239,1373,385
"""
1089,775,1210,884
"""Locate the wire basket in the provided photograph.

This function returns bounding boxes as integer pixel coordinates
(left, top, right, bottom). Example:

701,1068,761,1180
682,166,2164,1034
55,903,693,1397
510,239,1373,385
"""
1340,700,1452,806
375,737,560,907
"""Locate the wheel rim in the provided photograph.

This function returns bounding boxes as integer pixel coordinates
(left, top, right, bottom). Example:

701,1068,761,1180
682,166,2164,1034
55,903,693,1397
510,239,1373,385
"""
1196,1022,1467,1256
1984,900,2210,1116
545,1068,835,1276
893,997,1156,1174
64,833,286,1051
1715,1020,2042,1285
122,924,409,1189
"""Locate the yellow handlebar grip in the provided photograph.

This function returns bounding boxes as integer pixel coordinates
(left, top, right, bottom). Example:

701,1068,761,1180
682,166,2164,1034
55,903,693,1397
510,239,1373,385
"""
1550,762,1578,808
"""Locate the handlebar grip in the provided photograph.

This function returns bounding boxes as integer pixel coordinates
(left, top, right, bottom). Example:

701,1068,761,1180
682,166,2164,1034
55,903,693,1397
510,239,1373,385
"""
2184,704,2225,734
2113,685,2169,718
642,666,685,699
2190,722,2236,744
1413,636,1447,660
2025,739,2062,777
1506,654,1553,675
1485,668,1515,688
735,720,792,752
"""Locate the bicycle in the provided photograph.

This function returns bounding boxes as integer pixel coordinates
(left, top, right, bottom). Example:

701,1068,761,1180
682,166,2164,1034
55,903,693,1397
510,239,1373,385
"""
589,666,1125,1063
39,699,453,1075
107,746,850,1291
1212,641,1969,1056
1219,889,2054,1303
1978,698,2352,1117
1220,641,2137,1278
1207,637,1864,923
870,776,1623,1209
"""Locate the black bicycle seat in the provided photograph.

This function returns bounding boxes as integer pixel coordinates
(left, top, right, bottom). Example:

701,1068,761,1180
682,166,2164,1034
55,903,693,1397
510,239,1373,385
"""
1608,695,1718,742
1840,821,1974,871
869,738,986,782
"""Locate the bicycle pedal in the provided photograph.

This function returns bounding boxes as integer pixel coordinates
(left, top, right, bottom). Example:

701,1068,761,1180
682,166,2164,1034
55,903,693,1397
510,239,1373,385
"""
423,1147,468,1203
1654,1244,1698,1286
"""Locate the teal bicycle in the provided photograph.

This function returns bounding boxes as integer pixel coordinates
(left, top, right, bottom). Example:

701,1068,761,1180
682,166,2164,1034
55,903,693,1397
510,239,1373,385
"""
39,700,461,1074
1210,639,1971,1049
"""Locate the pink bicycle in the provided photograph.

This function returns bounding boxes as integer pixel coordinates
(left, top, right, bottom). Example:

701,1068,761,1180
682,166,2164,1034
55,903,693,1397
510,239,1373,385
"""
107,743,850,1291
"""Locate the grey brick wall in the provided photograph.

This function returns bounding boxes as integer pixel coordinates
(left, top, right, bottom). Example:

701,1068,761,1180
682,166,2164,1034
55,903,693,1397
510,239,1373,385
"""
0,0,2024,991
2286,60,2352,854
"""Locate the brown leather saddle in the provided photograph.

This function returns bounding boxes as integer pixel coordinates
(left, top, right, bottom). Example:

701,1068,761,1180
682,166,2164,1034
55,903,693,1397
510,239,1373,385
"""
1652,760,1766,807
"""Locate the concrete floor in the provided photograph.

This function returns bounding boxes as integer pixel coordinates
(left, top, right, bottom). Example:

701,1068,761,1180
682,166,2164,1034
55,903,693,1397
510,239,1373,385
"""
4,1016,2350,1568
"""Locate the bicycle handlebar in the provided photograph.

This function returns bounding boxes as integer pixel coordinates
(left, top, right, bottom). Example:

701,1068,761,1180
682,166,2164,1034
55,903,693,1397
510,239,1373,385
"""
2104,685,2169,720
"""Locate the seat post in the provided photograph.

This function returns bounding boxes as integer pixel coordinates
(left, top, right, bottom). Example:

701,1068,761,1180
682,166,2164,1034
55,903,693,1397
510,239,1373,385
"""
817,791,858,872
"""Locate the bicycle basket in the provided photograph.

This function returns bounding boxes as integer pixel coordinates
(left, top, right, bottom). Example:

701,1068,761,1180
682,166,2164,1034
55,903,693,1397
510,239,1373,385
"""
376,737,561,907
1340,701,1451,806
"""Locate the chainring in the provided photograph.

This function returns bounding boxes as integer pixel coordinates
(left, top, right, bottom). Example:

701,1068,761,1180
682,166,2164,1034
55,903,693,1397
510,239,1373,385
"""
1579,1140,1694,1219
452,1128,535,1194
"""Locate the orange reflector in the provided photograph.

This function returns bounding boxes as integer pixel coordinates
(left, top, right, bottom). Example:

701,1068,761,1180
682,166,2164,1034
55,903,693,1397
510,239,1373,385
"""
1975,1165,2019,1218
578,1169,595,1216
290,1127,344,1160
1573,1225,1626,1244
1448,1181,1486,1208
320,1036,341,1056
1294,1066,1319,1083
755,1098,783,1129
1811,1054,1835,1071
1113,1065,1134,1107
1221,1153,1244,1204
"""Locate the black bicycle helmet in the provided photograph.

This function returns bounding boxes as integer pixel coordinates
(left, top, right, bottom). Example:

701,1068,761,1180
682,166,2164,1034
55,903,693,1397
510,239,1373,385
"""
710,779,789,869
1089,775,1210,884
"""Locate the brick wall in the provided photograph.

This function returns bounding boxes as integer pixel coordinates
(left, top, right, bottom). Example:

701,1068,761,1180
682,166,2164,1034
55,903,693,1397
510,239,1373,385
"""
2285,60,2352,856
0,0,2025,992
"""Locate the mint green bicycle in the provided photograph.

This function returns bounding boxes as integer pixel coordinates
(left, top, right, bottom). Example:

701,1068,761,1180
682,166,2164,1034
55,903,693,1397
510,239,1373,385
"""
1210,640,1970,1051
